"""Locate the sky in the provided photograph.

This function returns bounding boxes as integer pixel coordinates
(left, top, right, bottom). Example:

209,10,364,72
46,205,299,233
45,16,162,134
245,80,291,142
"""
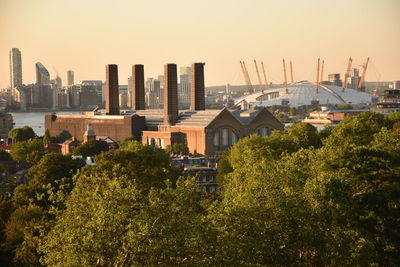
0,0,399,88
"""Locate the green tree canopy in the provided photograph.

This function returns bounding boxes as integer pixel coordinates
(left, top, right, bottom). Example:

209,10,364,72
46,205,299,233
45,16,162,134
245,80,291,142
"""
72,140,109,158
9,139,46,164
165,143,189,155
0,149,12,161
8,126,36,142
5,154,85,265
87,142,179,191
40,177,214,266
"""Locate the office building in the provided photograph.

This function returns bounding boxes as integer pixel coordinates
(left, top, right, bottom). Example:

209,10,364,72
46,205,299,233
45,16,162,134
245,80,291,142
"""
81,80,102,107
178,66,191,109
36,62,50,85
67,70,74,86
327,73,342,87
9,48,23,103
146,78,162,109
393,80,400,90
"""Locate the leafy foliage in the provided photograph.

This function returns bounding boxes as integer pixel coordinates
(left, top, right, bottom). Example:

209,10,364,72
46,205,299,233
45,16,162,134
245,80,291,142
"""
10,139,46,164
72,140,109,158
165,143,190,155
8,126,36,142
1,111,399,266
0,150,12,161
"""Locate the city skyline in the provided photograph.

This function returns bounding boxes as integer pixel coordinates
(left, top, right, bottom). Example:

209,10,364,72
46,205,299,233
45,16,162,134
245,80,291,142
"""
0,0,399,88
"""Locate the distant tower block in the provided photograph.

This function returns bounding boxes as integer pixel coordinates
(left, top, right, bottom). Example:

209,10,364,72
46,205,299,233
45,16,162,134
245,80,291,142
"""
131,64,145,110
164,63,178,125
67,70,74,86
191,62,205,111
106,64,120,115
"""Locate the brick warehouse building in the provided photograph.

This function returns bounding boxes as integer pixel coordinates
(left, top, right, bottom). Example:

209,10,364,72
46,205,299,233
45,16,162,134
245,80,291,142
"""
45,62,284,155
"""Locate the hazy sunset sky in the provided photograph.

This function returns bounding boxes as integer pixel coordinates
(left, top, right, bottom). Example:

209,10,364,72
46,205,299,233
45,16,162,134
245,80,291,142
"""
0,0,399,88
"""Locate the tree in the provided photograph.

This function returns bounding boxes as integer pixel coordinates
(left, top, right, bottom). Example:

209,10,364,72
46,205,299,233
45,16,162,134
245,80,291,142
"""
43,129,51,145
40,146,202,266
8,126,36,142
88,142,179,191
5,154,84,265
165,143,189,155
0,150,12,161
12,153,85,209
72,140,109,158
9,139,46,164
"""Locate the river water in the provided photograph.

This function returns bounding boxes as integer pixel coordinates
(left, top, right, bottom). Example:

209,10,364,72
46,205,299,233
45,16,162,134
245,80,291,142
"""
10,112,82,137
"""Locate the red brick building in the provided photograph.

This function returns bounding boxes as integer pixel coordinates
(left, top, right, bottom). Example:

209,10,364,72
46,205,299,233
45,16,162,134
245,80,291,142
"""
45,62,284,156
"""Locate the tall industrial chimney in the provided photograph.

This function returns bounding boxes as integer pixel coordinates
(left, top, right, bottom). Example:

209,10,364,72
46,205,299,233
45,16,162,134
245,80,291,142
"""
163,64,178,125
131,64,145,110
106,64,120,115
190,62,205,111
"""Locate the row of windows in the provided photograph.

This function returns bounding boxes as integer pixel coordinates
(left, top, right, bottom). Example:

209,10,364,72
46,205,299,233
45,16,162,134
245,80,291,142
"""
146,137,165,148
213,127,271,148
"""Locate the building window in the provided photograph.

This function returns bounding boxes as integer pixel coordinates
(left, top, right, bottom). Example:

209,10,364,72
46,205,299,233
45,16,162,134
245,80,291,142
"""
231,132,238,145
262,127,269,137
214,131,219,146
222,128,228,146
256,127,270,137
160,138,165,148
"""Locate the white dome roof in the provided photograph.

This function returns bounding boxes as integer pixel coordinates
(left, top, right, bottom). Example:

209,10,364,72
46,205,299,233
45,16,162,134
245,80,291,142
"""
235,81,374,108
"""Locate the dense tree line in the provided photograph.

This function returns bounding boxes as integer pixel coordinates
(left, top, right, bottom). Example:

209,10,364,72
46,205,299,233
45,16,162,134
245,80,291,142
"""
0,112,399,266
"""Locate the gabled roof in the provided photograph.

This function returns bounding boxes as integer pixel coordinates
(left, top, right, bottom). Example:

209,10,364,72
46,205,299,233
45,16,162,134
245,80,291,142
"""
135,108,284,128
174,109,224,127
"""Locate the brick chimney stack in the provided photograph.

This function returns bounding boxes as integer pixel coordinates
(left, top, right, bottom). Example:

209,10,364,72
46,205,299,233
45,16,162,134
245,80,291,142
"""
105,64,120,115
163,63,178,125
190,62,205,111
131,64,145,110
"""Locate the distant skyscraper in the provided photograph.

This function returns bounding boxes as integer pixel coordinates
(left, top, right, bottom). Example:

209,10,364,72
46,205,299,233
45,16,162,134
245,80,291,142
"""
393,80,400,90
146,78,161,109
350,68,360,89
9,48,23,102
178,66,192,109
67,70,74,86
158,75,164,86
36,62,50,85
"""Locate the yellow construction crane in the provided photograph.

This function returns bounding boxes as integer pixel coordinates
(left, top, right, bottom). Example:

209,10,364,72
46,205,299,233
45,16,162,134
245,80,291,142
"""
290,61,294,84
343,57,353,91
283,59,288,94
240,61,254,93
315,58,320,94
254,60,264,92
357,57,370,90
261,61,269,89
